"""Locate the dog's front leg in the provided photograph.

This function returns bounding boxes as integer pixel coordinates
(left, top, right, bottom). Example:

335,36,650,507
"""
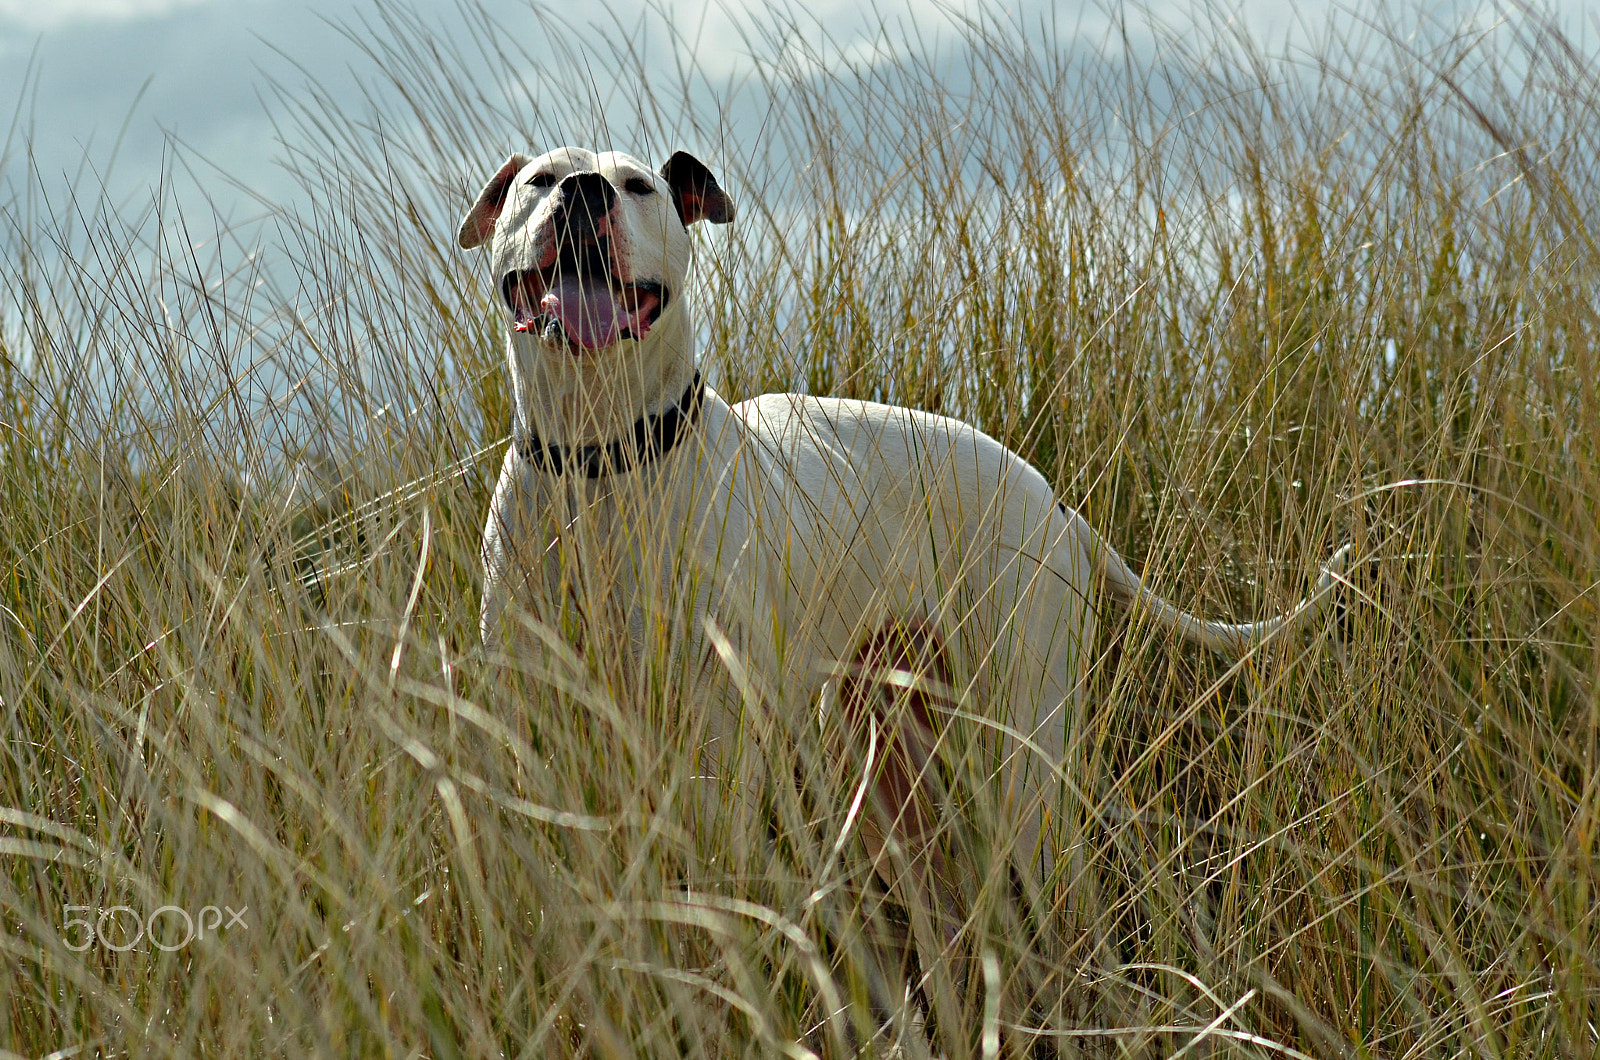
478,448,580,656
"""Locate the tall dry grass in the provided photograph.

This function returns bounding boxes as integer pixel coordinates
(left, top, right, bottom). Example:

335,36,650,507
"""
2,0,1597,1055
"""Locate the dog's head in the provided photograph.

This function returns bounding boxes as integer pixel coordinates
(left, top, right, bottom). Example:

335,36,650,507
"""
457,147,734,355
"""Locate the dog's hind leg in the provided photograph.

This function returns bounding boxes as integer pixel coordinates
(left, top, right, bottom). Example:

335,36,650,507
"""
830,620,960,928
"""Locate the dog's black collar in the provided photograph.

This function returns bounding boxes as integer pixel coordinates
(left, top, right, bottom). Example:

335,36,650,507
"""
514,373,705,479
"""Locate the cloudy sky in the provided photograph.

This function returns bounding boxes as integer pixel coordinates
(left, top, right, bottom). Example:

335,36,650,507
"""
2,0,1596,225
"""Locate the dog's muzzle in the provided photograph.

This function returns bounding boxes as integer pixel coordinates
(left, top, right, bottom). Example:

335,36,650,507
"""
501,172,667,351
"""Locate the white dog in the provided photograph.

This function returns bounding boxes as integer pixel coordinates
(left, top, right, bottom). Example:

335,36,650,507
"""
459,146,1349,899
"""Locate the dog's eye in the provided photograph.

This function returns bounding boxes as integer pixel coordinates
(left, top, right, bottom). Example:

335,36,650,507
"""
528,172,556,188
624,177,655,196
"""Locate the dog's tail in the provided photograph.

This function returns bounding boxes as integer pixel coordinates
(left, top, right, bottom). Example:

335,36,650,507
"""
1062,505,1353,658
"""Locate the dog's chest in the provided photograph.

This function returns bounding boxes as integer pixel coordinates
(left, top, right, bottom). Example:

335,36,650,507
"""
498,443,760,647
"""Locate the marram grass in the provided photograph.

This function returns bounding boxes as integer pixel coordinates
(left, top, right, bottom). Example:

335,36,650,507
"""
1,1,1597,1056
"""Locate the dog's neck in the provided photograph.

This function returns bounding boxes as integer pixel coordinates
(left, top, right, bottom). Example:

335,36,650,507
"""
508,306,698,449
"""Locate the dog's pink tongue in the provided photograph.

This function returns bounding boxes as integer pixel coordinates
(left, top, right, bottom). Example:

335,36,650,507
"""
541,276,622,349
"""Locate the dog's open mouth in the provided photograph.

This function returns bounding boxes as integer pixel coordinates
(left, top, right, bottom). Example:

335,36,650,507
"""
502,268,665,351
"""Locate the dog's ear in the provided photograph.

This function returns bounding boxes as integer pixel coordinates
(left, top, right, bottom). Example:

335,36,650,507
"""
457,153,532,250
659,151,736,227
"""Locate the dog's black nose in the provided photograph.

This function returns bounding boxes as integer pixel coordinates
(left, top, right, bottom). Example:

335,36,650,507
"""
552,171,616,235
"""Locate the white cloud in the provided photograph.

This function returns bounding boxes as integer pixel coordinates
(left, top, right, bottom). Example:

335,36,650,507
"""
654,0,972,79
0,0,212,33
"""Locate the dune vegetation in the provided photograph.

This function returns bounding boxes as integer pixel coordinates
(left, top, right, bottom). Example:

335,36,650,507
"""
2,0,1597,1055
